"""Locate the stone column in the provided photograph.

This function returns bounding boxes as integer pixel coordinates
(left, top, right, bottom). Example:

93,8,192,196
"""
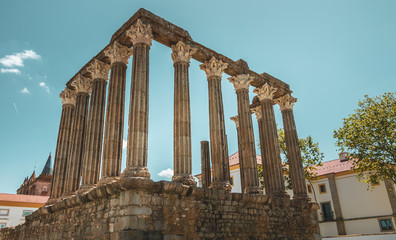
101,41,133,182
200,57,231,191
171,41,197,186
253,83,286,197
200,141,211,188
251,106,270,194
230,116,246,192
80,59,110,190
275,94,308,200
122,19,153,178
63,75,92,195
50,88,76,200
229,75,261,194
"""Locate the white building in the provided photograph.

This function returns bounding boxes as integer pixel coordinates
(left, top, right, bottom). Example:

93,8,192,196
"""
196,152,396,238
0,193,48,228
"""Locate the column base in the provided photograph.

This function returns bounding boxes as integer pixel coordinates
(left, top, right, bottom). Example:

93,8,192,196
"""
293,193,310,202
97,176,120,185
172,174,197,186
77,184,96,194
46,197,59,205
245,186,263,194
270,190,289,198
121,167,151,179
210,180,231,191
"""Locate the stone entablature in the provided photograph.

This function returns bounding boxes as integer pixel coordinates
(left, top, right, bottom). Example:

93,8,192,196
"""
65,9,291,96
0,180,321,240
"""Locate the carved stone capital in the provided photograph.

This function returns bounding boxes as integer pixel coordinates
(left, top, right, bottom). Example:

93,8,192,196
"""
71,74,92,94
228,74,254,91
126,19,154,46
104,41,133,65
251,106,262,120
275,94,297,111
253,83,277,101
86,59,111,81
200,57,228,79
171,41,197,64
230,116,239,128
59,88,76,106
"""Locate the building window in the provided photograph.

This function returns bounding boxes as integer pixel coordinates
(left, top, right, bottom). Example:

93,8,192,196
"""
0,223,6,229
230,176,234,186
22,210,33,217
379,218,394,231
319,184,326,194
321,202,334,222
0,209,9,216
307,184,312,193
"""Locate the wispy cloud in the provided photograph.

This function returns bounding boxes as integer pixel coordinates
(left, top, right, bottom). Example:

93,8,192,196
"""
1,68,21,74
39,82,50,93
123,139,127,150
21,87,30,94
0,50,41,68
158,168,174,179
13,102,18,113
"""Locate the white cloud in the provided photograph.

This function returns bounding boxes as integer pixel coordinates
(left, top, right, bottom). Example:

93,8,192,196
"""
21,87,30,94
13,102,18,113
123,139,127,150
158,168,174,179
0,50,41,68
39,81,50,93
1,68,21,74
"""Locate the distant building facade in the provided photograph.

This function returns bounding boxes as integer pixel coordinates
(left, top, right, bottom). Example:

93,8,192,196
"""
0,193,48,229
196,152,396,237
17,154,53,196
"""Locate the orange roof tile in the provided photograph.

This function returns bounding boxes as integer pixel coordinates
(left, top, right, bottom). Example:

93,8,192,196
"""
313,158,354,176
0,193,48,204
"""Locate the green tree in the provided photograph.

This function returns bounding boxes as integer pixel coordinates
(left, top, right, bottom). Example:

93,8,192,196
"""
258,129,324,200
334,92,396,185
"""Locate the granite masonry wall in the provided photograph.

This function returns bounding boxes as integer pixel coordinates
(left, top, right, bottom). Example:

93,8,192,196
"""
0,179,321,240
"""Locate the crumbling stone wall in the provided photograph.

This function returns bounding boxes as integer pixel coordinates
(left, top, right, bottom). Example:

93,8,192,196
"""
0,179,321,240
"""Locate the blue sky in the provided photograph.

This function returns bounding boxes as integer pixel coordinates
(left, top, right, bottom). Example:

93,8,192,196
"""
0,0,395,194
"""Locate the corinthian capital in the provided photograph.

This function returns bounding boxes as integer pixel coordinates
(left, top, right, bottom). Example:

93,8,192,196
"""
228,74,254,91
86,59,111,81
59,87,76,106
71,74,92,94
104,41,133,65
275,94,297,111
199,57,228,79
171,41,197,64
126,19,154,46
251,106,262,120
230,115,239,128
253,83,277,101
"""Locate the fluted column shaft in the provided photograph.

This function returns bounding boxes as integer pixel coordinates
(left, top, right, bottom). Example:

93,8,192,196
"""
172,61,195,185
64,92,90,194
235,121,246,192
282,108,307,199
252,107,270,194
259,99,286,196
50,103,75,199
235,89,261,193
207,75,230,190
80,78,108,187
124,43,151,178
102,62,127,180
200,141,211,188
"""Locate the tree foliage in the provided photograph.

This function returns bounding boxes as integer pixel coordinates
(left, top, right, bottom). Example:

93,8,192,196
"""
278,128,324,190
257,129,324,194
334,92,396,185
